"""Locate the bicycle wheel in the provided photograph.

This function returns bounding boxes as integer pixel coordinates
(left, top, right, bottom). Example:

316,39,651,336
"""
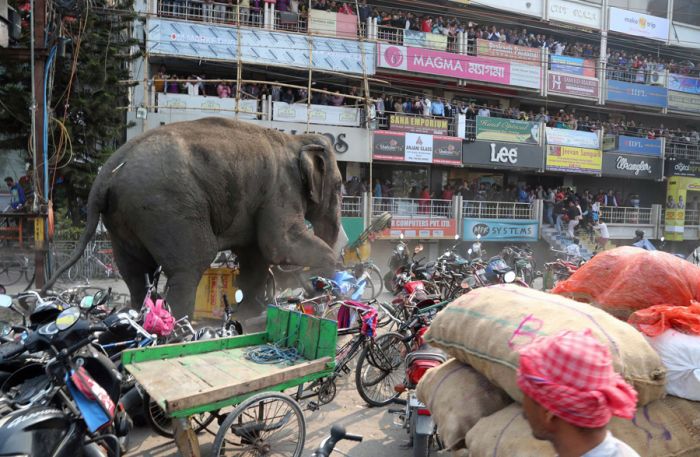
367,263,384,298
0,259,24,286
321,301,358,334
360,276,376,301
355,332,410,407
212,392,306,457
142,393,215,438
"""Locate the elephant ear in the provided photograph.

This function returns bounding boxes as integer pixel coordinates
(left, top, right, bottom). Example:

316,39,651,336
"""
299,144,328,205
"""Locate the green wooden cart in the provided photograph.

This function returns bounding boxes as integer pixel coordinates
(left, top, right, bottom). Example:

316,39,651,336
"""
122,306,337,457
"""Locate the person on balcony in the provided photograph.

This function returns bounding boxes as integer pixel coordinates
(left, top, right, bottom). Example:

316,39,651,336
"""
431,97,444,117
5,177,26,211
420,16,432,33
419,186,431,214
421,97,432,117
338,2,353,14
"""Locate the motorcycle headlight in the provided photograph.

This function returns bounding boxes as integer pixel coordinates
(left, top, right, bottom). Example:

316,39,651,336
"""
504,271,516,283
397,245,405,252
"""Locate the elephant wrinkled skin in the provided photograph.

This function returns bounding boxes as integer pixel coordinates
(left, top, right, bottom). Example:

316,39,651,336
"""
44,118,342,317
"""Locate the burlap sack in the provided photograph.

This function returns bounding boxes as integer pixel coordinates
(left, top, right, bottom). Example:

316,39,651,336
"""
465,397,700,457
415,359,512,450
423,285,666,405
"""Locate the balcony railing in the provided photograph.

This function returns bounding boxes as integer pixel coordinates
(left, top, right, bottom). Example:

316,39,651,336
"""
600,206,652,225
462,201,534,220
372,198,452,218
274,10,307,33
606,64,666,85
666,140,700,160
341,196,362,217
685,209,700,226
157,0,263,26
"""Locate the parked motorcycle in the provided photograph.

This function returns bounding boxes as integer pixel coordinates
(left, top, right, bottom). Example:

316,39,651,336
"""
501,245,536,286
384,234,411,292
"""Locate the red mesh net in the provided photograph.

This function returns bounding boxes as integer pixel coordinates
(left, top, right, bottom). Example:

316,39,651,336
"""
628,301,700,337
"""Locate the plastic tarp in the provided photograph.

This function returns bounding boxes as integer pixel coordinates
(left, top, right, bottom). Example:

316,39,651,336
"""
629,302,700,337
644,329,700,401
552,246,700,319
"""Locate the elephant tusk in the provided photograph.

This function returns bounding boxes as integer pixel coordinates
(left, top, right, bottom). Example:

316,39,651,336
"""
112,162,127,174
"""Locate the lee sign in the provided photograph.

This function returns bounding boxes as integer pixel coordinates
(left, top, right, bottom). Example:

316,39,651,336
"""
462,141,544,170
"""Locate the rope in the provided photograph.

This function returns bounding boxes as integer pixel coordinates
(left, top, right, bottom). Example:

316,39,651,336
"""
244,342,301,365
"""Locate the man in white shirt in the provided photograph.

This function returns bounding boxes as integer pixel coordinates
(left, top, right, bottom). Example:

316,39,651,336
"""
184,75,203,96
478,106,490,117
594,220,609,251
565,237,581,259
421,97,432,117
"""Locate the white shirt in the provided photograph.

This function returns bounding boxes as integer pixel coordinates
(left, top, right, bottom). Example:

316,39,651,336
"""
595,223,609,239
566,243,581,257
578,432,641,457
185,79,201,96
422,99,432,116
478,108,490,117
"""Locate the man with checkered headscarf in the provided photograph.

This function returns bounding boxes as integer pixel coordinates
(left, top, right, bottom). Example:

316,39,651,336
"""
517,329,640,457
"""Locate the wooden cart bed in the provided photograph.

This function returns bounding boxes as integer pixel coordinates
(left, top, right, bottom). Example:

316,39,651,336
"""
122,306,337,418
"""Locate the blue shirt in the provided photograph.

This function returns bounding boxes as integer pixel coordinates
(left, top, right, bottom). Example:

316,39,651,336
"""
431,101,445,116
9,183,26,209
633,239,656,251
374,183,382,198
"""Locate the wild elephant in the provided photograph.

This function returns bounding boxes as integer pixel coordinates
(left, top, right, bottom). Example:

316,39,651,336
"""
44,117,342,317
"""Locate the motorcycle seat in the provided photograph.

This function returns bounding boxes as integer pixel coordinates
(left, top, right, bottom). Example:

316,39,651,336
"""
406,345,448,365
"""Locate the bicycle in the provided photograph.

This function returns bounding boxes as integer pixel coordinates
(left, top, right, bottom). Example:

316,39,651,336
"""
0,254,33,286
67,241,121,282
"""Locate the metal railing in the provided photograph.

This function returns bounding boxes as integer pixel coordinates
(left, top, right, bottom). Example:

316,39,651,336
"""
341,196,362,217
274,10,306,33
600,206,652,225
462,200,534,220
157,0,263,26
606,64,666,85
685,209,700,226
372,197,452,218
666,141,700,160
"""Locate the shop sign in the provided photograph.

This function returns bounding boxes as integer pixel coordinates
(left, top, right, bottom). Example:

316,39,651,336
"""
272,102,360,127
668,91,700,114
377,43,540,89
545,127,600,149
548,72,599,99
372,131,462,165
476,39,541,63
668,74,700,95
550,55,596,78
617,135,663,157
404,30,448,51
665,159,700,178
462,218,539,242
546,145,602,175
462,141,544,170
547,0,601,29
158,93,258,119
475,116,541,144
389,114,448,135
380,217,457,239
608,7,669,42
601,153,662,180
308,9,357,39
606,80,668,108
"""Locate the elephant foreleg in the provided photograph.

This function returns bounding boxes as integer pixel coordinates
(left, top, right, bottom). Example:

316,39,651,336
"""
237,246,273,313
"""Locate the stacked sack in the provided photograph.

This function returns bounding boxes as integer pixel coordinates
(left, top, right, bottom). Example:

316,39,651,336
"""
416,284,684,456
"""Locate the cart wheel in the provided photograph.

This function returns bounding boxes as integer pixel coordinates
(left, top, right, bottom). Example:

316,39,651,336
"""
212,392,306,457
317,378,337,405
142,393,216,438
355,332,410,407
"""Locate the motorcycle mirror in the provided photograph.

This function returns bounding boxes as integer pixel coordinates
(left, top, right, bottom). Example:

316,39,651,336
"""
80,296,95,309
503,271,516,284
55,307,81,331
0,321,10,336
234,289,244,304
399,233,404,240
0,295,12,309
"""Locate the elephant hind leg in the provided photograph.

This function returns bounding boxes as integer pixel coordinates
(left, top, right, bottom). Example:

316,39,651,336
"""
111,241,158,310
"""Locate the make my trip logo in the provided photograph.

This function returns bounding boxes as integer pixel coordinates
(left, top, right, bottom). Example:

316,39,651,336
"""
624,15,656,29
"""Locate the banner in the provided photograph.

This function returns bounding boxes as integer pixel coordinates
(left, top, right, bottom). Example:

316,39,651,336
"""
548,72,599,99
462,141,544,170
546,145,602,175
475,116,541,144
476,39,542,63
372,131,462,165
404,30,448,51
463,218,539,242
547,0,601,29
665,159,700,178
377,43,540,89
545,127,600,149
601,153,663,180
550,55,596,77
664,177,692,241
668,74,700,95
158,93,258,119
381,217,457,239
389,113,448,135
617,135,663,156
668,91,700,113
608,7,669,41
308,10,357,39
606,80,668,108
272,102,360,127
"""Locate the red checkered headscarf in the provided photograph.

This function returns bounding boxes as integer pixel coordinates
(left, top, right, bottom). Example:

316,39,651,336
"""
516,329,637,429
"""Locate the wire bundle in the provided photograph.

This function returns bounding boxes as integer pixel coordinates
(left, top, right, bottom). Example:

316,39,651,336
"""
244,343,301,365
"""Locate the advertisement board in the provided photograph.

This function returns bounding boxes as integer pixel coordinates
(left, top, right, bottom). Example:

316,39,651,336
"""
147,18,376,75
605,80,668,108
404,30,447,51
546,145,602,175
462,141,544,170
668,74,700,95
608,7,669,41
389,114,448,135
372,131,462,165
380,218,457,239
548,72,599,99
272,102,360,127
550,55,596,78
377,43,540,89
476,39,541,63
668,91,700,113
665,159,700,178
308,10,357,38
616,135,663,156
547,0,601,29
158,93,258,119
475,117,540,144
545,127,600,149
663,177,700,241
462,218,539,242
601,153,663,180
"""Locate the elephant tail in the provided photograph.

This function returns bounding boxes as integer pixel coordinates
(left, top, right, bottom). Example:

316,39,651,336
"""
42,171,109,293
